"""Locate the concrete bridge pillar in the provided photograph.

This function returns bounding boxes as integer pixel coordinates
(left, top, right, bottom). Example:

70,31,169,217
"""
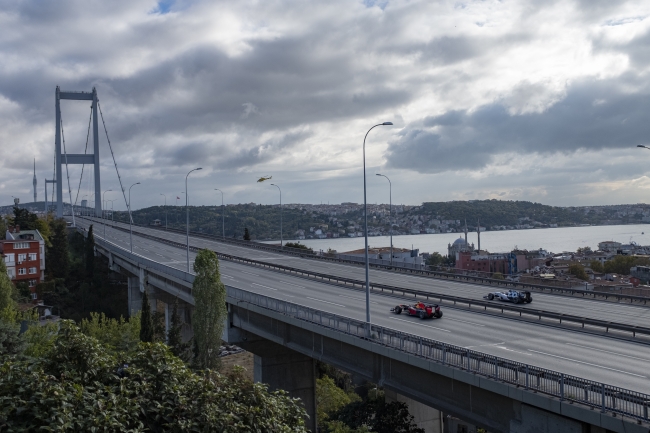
244,340,317,432
385,389,443,433
127,277,142,316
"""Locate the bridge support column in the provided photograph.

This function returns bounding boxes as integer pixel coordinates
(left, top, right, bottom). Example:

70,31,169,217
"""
246,340,317,432
385,389,443,433
127,277,141,316
509,403,584,433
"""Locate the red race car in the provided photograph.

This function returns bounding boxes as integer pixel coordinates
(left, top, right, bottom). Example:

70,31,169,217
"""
390,302,443,319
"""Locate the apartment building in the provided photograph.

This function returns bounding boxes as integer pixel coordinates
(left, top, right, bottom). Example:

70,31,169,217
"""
1,226,46,295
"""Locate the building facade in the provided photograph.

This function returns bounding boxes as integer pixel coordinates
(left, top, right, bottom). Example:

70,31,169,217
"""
1,227,46,296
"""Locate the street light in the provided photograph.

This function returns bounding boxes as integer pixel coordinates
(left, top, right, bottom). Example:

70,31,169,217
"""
362,122,393,334
186,168,202,271
270,184,282,248
160,194,167,231
107,199,117,224
82,195,88,216
102,189,112,239
215,189,224,239
128,182,141,253
376,173,393,267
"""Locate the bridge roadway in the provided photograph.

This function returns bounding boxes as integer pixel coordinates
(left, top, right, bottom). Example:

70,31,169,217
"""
78,218,650,395
83,217,650,329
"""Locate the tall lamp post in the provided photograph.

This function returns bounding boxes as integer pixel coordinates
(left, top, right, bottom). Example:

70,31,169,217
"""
108,199,117,224
160,194,167,230
102,189,112,239
215,188,224,239
362,122,393,334
376,174,393,267
186,168,202,271
270,184,283,248
82,195,88,216
128,182,141,253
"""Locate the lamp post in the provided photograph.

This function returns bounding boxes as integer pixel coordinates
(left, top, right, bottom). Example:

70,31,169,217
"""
186,168,202,271
362,122,393,334
270,184,282,248
81,195,87,216
160,194,167,230
376,174,393,267
108,199,117,224
128,182,140,253
215,188,224,239
102,189,112,239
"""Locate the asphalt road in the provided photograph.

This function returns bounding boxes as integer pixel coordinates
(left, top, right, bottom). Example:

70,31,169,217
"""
76,218,650,394
83,218,650,329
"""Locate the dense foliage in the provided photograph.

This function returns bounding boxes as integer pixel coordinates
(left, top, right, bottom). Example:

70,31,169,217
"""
568,264,589,281
192,249,227,369
0,320,308,432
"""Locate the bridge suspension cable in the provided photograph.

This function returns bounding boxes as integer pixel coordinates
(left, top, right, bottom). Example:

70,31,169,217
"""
74,106,93,206
59,114,76,226
97,100,130,222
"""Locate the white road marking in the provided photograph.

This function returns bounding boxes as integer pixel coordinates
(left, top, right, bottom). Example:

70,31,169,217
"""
242,271,260,276
252,283,277,291
445,318,485,327
306,297,346,307
390,317,450,332
465,341,505,349
528,350,646,378
338,294,378,304
278,281,306,288
495,346,532,356
564,343,650,362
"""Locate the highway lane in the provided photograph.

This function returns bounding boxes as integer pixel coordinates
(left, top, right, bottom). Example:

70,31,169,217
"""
80,220,650,394
83,218,650,328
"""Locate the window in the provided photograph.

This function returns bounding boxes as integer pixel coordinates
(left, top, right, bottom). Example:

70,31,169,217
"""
28,267,37,274
18,268,26,275
6,269,14,279
31,293,37,300
3,254,14,264
17,254,27,262
13,242,29,249
29,253,37,261
28,280,36,287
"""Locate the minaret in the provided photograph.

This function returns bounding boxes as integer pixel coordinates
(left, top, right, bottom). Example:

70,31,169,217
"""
477,218,481,252
33,159,37,203
464,219,468,245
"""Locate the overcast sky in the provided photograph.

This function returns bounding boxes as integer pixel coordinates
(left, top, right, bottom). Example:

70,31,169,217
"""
2,0,650,211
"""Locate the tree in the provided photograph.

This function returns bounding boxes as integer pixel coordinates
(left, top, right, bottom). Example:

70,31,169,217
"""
244,227,251,241
604,255,637,275
316,375,360,428
0,320,25,358
331,396,424,433
426,252,445,267
577,246,592,255
0,260,15,315
568,263,589,281
491,272,505,280
168,298,189,359
589,260,604,273
139,288,154,343
11,206,39,230
192,249,227,369
85,224,95,280
47,218,70,280
0,320,308,431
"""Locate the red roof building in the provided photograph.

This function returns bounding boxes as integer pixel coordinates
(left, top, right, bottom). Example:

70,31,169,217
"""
1,226,46,300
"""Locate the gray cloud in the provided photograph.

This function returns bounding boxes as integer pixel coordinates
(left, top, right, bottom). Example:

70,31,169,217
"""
386,76,650,173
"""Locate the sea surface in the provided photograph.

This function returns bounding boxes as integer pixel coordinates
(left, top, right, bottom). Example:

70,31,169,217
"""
265,224,650,255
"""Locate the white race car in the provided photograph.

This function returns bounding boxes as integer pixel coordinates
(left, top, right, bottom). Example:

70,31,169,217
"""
486,289,532,304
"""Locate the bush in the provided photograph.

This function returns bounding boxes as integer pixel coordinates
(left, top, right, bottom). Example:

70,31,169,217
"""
0,320,308,432
568,264,589,281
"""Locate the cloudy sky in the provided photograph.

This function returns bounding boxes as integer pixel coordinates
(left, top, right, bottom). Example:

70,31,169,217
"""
2,0,650,211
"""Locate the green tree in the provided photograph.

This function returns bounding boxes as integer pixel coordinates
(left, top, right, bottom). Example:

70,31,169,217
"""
492,272,505,280
0,216,7,237
589,260,604,273
0,320,308,431
139,289,154,343
0,260,15,314
568,263,589,281
81,311,141,353
426,252,445,267
47,218,70,280
604,255,637,275
316,375,360,427
331,396,424,433
85,224,95,281
576,246,592,254
0,320,25,358
168,298,190,359
192,249,227,369
11,206,39,230
244,227,251,241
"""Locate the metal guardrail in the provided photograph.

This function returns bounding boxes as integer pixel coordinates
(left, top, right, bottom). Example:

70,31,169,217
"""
228,286,650,423
87,226,650,423
84,217,650,304
87,221,650,340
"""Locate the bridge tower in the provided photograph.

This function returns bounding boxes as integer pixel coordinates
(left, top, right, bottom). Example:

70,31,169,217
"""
54,86,101,218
